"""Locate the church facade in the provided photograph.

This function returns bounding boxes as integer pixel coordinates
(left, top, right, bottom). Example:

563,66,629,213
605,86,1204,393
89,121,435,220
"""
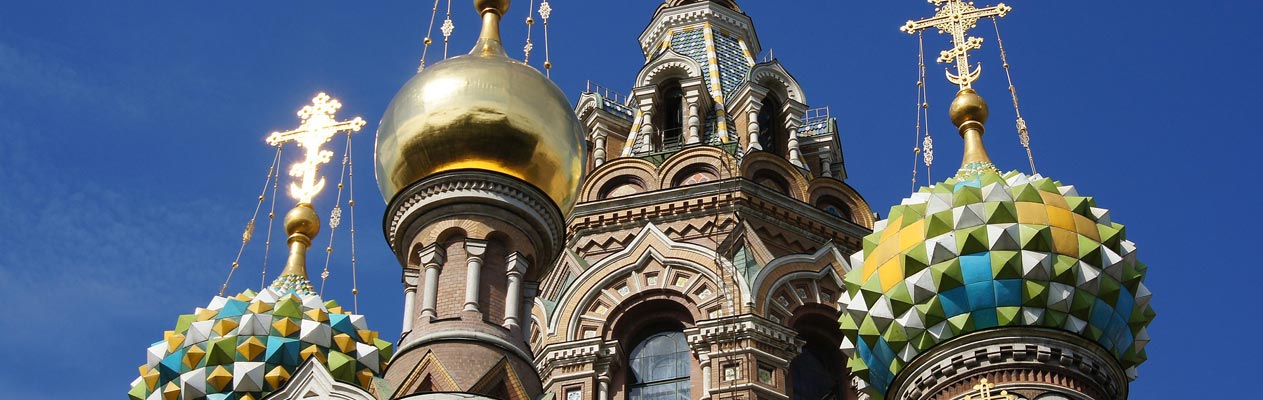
132,1,1153,400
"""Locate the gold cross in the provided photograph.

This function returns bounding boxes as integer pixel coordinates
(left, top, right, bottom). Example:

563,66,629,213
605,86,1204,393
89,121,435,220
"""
266,93,366,204
902,0,1012,88
963,378,1017,400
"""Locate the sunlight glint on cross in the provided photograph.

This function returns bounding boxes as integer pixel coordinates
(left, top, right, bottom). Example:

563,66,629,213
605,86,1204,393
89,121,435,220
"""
266,93,366,205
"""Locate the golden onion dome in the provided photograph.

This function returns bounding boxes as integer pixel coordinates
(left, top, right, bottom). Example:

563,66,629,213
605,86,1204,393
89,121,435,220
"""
375,0,586,213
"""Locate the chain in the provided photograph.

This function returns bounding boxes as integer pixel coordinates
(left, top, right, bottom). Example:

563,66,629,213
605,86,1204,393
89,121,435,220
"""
539,1,553,76
345,131,361,313
220,145,283,296
524,0,536,62
318,134,352,296
992,17,1037,174
259,145,283,289
442,0,454,59
418,0,442,72
912,32,935,191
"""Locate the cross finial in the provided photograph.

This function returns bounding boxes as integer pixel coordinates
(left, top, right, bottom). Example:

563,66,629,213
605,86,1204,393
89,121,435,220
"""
902,0,1011,89
266,93,366,205
963,378,1018,400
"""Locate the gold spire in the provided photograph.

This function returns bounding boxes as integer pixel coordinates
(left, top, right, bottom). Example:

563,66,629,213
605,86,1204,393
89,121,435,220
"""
264,93,365,290
473,0,510,56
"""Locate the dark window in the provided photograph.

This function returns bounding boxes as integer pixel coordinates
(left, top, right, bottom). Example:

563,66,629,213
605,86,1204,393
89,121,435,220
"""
758,96,783,156
790,341,845,399
658,81,686,151
628,331,690,400
790,313,848,400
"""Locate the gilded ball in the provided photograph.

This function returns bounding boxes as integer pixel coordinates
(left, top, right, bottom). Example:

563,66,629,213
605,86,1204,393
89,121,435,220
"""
475,0,510,15
374,46,587,213
948,88,990,128
284,204,321,237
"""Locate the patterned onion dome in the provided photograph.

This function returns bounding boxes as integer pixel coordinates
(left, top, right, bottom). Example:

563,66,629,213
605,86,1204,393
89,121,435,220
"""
128,281,392,400
838,169,1154,396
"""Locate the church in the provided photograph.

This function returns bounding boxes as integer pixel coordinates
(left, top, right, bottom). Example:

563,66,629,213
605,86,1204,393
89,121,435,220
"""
129,1,1154,400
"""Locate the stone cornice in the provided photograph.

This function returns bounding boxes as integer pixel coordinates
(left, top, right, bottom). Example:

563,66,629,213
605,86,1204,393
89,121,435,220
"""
566,178,870,250
384,170,565,267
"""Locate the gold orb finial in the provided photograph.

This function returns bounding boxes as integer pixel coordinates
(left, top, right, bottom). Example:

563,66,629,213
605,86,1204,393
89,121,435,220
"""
284,203,321,239
475,0,509,16
949,88,989,128
948,89,996,172
277,203,321,279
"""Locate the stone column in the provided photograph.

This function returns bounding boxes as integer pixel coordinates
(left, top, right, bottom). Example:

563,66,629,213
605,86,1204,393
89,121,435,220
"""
521,282,539,343
597,374,610,400
638,109,655,153
503,252,529,330
747,101,763,151
463,240,488,313
699,352,713,400
592,130,608,168
785,114,804,167
686,101,701,144
402,268,420,332
418,245,446,320
820,154,833,177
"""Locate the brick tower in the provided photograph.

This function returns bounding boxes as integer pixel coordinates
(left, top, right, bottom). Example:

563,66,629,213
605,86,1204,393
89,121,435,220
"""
529,2,874,399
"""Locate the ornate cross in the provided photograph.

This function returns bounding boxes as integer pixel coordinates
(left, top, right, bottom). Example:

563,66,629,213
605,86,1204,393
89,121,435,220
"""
902,0,1011,88
963,378,1017,400
266,93,366,204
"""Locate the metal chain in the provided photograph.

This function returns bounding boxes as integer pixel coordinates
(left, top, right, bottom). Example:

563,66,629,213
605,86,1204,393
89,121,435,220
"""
911,32,925,192
419,0,442,72
524,0,536,62
345,131,361,313
991,16,1037,174
220,145,283,296
539,1,553,76
318,134,352,296
442,0,454,59
259,145,283,289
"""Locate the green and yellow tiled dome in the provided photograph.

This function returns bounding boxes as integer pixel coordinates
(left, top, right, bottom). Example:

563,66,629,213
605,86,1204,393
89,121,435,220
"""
838,169,1154,396
128,283,392,400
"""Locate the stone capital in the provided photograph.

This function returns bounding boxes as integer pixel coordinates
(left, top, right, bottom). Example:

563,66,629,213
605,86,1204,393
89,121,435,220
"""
418,243,447,269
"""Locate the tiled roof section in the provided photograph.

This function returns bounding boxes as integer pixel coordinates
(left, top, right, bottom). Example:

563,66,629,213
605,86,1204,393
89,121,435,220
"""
601,98,635,121
799,118,836,137
670,27,711,89
713,32,751,98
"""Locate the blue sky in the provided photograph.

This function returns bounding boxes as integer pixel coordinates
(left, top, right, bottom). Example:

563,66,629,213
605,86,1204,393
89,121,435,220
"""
0,1,1256,398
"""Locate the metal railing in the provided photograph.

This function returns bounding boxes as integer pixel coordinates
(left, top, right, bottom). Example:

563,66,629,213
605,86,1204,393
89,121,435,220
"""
659,127,685,151
585,80,628,105
803,106,831,125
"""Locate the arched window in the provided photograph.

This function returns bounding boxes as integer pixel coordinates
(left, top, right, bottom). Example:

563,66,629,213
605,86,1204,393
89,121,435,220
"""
657,80,686,151
628,331,690,400
817,195,854,222
758,95,785,157
789,314,848,400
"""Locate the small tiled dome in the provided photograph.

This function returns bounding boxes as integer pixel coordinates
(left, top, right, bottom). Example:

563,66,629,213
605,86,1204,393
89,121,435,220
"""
128,285,392,400
838,170,1154,396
